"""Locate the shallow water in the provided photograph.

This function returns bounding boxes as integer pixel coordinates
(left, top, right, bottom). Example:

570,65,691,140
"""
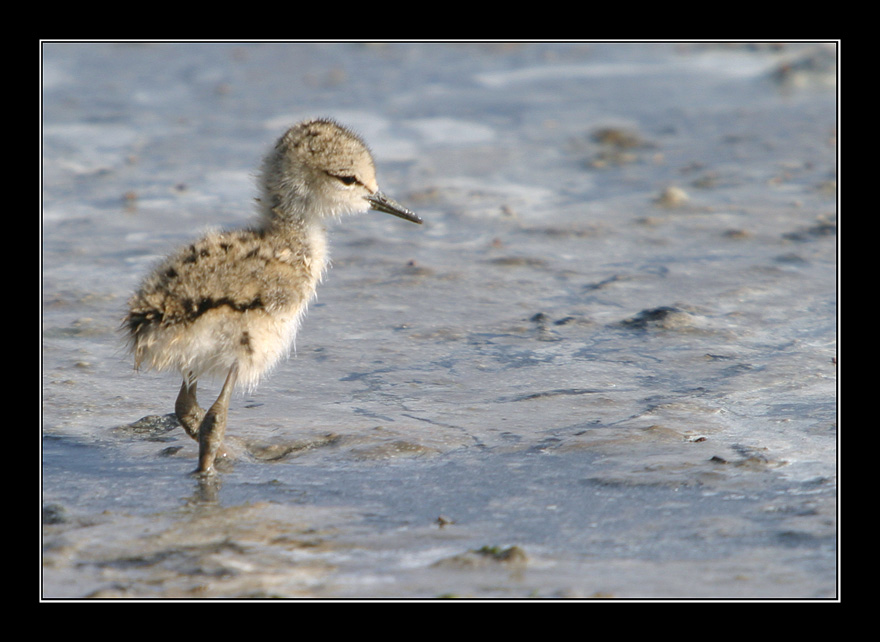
42,42,837,599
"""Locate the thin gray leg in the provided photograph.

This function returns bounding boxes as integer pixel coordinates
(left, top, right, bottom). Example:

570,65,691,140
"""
175,378,205,441
196,366,238,474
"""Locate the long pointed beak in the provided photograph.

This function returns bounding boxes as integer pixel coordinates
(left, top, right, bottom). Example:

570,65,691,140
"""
366,191,422,224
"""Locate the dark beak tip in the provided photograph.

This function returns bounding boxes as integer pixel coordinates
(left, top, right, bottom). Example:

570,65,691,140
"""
367,192,423,225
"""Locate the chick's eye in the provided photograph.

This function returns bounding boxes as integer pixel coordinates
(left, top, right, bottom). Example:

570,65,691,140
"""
330,173,359,186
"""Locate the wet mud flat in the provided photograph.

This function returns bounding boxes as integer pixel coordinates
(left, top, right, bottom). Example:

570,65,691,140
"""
42,42,837,599
42,423,835,599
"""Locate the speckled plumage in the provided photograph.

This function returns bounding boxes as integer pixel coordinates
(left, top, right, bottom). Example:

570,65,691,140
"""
124,118,421,474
